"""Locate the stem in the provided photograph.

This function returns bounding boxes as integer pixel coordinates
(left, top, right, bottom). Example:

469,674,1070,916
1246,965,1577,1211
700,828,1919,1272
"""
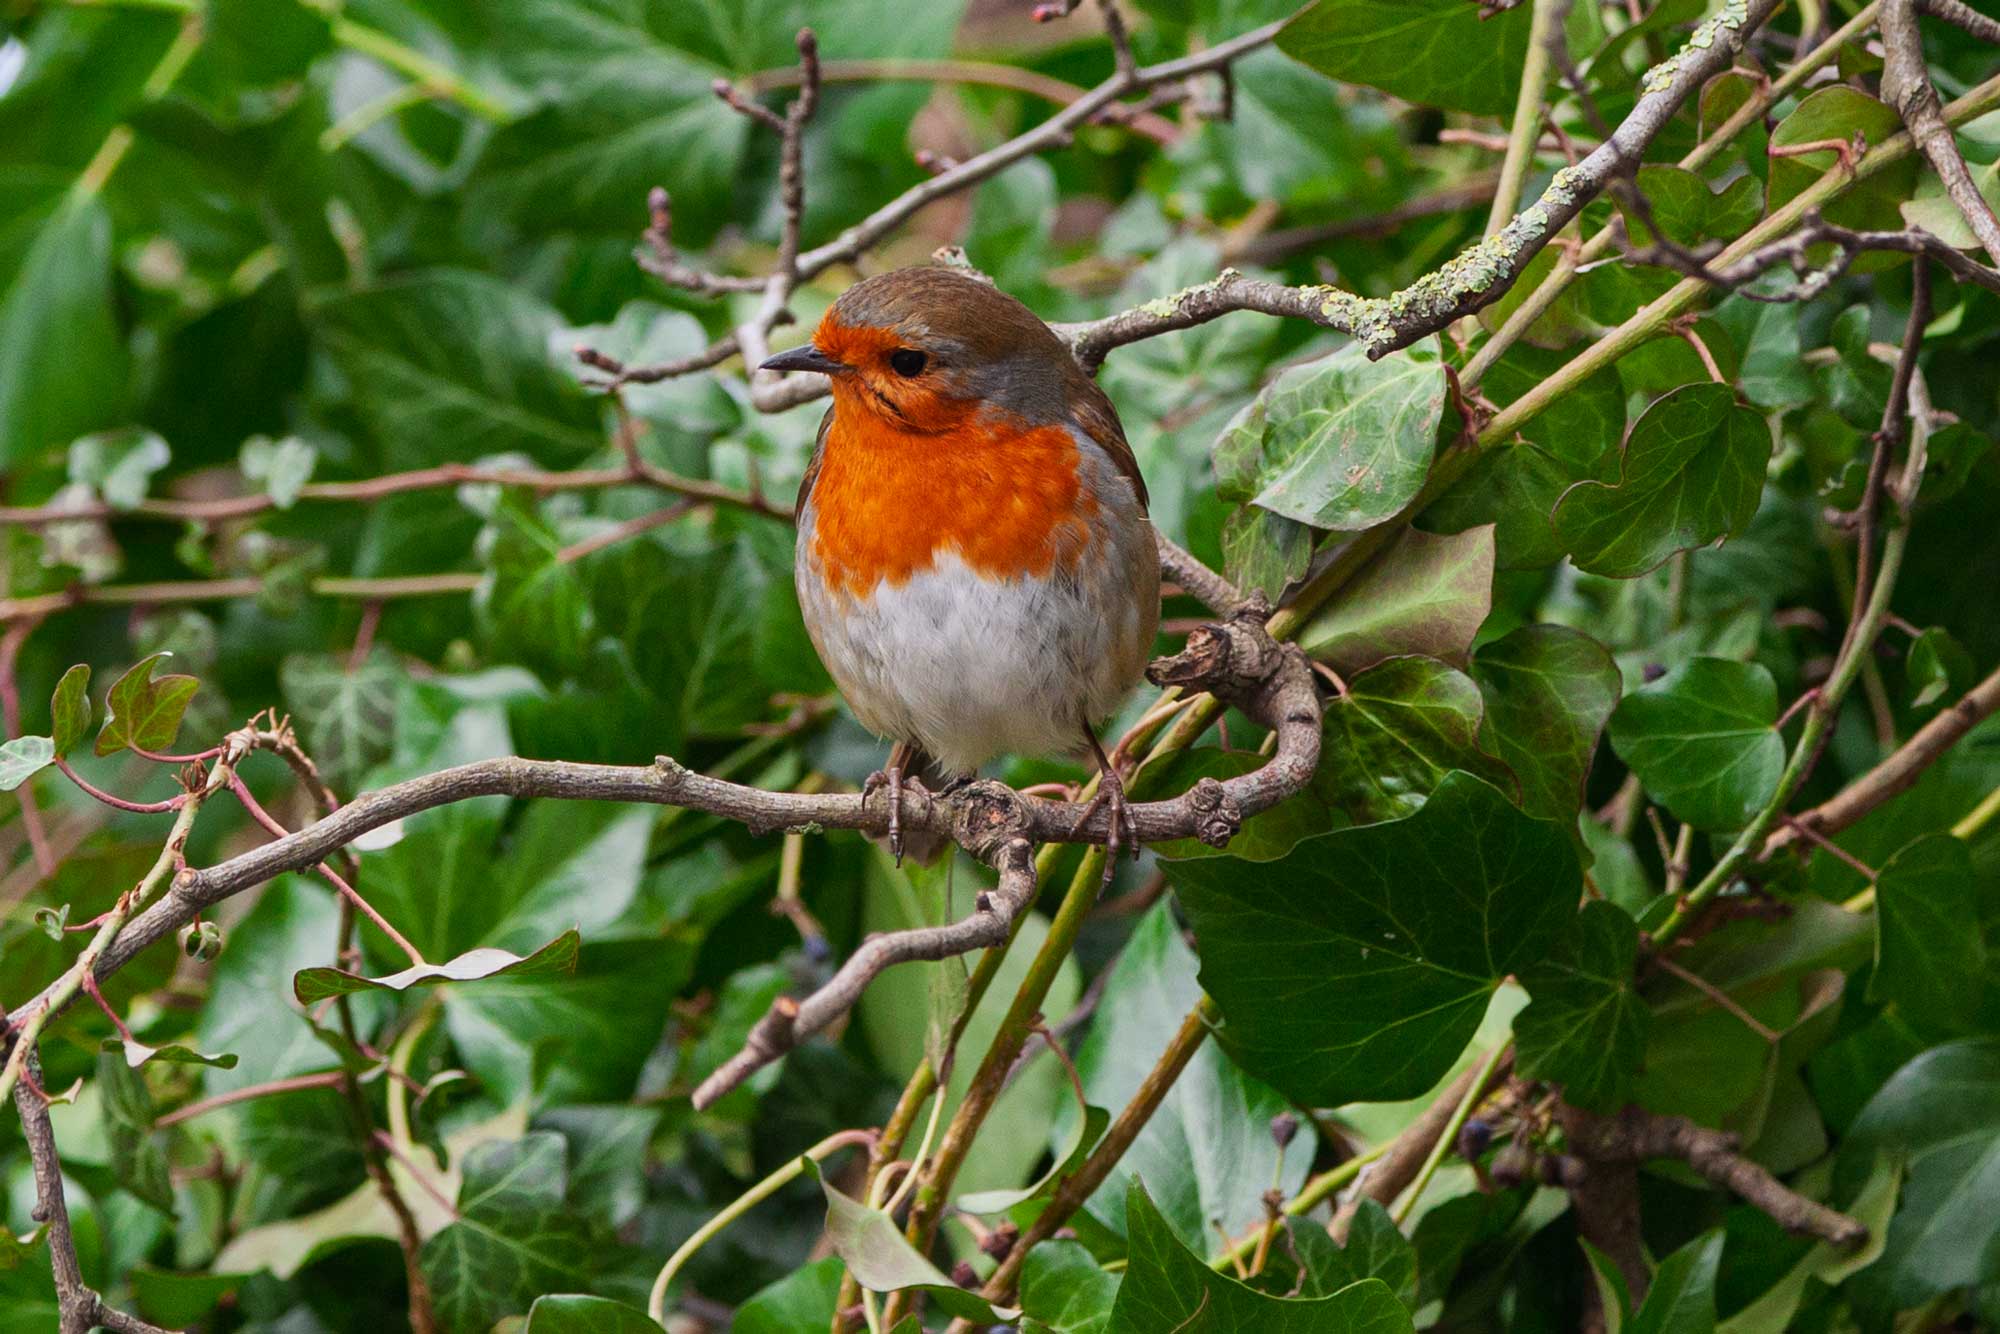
155,1070,351,1128
1953,785,2000,842
1209,1141,1390,1271
1393,1042,1507,1225
647,1129,875,1323
0,737,241,1106
1485,71,2000,447
1485,0,1564,239
329,17,510,121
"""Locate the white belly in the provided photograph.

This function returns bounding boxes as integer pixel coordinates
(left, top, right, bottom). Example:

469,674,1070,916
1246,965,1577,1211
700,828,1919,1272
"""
796,543,1155,776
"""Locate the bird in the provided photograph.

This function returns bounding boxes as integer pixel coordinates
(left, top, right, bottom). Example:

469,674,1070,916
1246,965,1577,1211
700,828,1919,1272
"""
761,266,1160,865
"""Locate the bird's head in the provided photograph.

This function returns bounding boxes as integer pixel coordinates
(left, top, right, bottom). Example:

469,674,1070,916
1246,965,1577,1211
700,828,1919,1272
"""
760,267,1078,436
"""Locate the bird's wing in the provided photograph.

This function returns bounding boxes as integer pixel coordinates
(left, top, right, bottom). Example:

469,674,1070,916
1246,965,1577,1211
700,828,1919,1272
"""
1067,376,1149,512
797,406,834,508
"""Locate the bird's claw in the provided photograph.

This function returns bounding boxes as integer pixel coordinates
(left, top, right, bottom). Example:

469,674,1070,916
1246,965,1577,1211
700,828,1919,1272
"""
1069,765,1138,885
863,765,933,866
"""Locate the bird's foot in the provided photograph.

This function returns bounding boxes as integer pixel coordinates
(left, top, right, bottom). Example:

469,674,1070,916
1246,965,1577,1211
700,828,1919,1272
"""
1069,764,1137,883
863,765,934,866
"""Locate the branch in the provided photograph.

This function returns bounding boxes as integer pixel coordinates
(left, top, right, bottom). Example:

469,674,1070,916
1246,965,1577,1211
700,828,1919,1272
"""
14,1053,175,1334
1329,1048,1515,1241
1884,0,2000,264
1764,661,2000,855
4,600,1320,1115
0,453,785,530
1560,1104,1869,1247
1922,0,2000,42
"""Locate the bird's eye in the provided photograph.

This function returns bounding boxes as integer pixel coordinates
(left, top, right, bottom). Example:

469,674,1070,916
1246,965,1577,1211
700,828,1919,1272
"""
888,349,927,377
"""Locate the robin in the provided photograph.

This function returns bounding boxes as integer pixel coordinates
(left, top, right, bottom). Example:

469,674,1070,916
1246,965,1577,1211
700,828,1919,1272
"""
761,267,1160,864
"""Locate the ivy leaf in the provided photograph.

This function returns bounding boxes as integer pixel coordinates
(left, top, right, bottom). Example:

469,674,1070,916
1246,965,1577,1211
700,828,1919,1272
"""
804,1156,1021,1324
1108,1180,1416,1332
0,195,128,468
68,428,170,511
49,664,91,756
1871,835,1989,1037
279,649,400,790
958,1104,1111,1215
1305,1200,1418,1308
1608,657,1784,831
1553,383,1771,578
98,1046,174,1214
292,928,581,1005
1717,1154,1900,1334
1769,87,1919,236
1020,1240,1121,1334
101,1037,239,1072
1515,902,1649,1111
0,736,55,792
1299,526,1495,675
93,651,200,758
1615,164,1760,247
1059,904,1312,1247
1315,657,1516,826
1213,339,1445,532
1906,627,1972,710
1276,0,1532,116
419,1134,596,1333
1472,625,1622,824
1168,771,1578,1106
735,1259,846,1334
522,1295,662,1332
1626,1231,1722,1334
240,435,318,510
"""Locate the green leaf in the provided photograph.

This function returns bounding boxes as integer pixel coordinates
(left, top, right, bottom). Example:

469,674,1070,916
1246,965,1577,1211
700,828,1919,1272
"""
68,428,170,510
1840,1039,2000,1306
0,736,55,792
1769,87,1920,237
1906,626,1973,710
239,435,317,510
735,1258,846,1334
1871,834,1988,1036
1298,526,1495,675
312,271,601,469
1109,1180,1416,1332
803,1156,1020,1323
279,650,401,791
1900,156,2000,250
1021,1240,1121,1334
93,651,200,758
523,1295,662,1333
1214,339,1445,531
1309,1201,1418,1309
98,1046,174,1214
1553,383,1772,578
292,928,581,1004
1628,1230,1722,1334
1472,625,1622,823
1059,904,1313,1247
1515,902,1648,1111
1608,657,1784,832
1615,165,1759,247
101,1037,238,1072
420,1134,596,1334
1276,0,1533,115
1315,657,1516,826
0,195,127,468
49,664,90,756
959,1103,1111,1215
1168,771,1579,1105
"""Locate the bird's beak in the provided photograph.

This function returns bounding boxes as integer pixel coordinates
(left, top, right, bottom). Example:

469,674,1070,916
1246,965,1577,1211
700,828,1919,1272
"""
759,344,846,375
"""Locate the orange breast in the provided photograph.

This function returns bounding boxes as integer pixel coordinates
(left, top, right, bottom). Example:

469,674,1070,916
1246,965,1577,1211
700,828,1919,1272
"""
808,406,1099,598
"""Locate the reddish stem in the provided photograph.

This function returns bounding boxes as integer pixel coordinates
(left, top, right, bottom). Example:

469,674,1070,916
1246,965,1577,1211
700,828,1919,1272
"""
53,758,185,814
228,774,427,968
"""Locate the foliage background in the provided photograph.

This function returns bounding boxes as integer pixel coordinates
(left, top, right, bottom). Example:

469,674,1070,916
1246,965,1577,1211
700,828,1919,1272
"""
2,0,1999,1330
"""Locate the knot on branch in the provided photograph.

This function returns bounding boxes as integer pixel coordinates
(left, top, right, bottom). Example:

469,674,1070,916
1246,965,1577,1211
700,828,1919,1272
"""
1186,778,1242,847
951,780,1034,862
1145,602,1286,705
